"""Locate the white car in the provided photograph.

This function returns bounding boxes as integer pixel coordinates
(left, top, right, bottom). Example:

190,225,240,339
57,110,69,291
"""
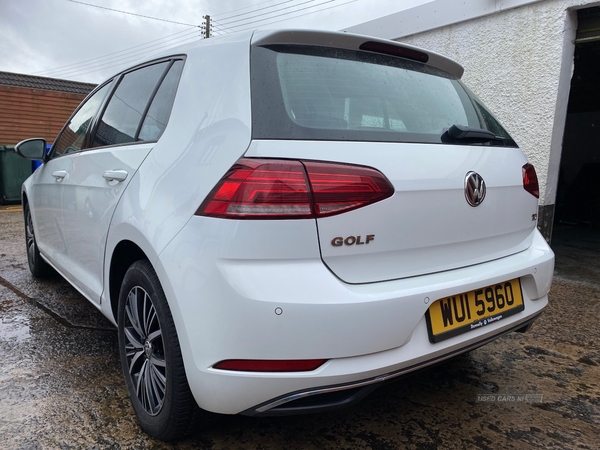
15,29,554,441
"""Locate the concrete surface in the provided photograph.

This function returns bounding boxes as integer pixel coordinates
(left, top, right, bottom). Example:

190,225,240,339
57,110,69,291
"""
1,204,599,449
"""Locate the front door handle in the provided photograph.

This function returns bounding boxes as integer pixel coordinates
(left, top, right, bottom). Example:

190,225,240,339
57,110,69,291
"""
102,170,128,182
52,170,67,180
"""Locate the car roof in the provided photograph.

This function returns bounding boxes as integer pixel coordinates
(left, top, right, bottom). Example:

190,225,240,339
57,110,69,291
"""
109,28,464,81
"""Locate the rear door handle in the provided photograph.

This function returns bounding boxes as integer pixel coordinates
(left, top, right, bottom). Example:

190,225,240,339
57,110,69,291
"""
52,170,67,180
102,170,128,182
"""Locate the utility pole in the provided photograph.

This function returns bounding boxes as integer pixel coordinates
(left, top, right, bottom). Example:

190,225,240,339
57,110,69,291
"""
203,15,211,38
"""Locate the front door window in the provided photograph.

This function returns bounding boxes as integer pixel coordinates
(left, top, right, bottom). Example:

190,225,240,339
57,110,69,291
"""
53,82,112,156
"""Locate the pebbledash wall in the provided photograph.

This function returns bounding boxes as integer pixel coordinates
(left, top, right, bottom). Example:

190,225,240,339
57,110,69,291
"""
345,0,600,240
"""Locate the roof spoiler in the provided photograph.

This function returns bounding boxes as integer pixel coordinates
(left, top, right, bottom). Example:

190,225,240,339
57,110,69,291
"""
251,29,464,79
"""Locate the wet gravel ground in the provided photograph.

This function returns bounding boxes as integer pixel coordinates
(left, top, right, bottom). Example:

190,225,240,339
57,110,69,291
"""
1,205,599,449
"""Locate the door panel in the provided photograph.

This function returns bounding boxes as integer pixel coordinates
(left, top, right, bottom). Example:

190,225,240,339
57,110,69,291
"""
54,60,181,302
30,153,78,270
60,144,153,302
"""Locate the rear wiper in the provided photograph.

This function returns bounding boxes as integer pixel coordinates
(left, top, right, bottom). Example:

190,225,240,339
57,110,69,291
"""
441,124,507,145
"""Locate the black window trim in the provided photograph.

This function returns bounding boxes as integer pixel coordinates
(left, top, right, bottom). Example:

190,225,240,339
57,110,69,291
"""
134,59,175,141
89,60,169,148
49,78,115,159
50,54,186,159
88,55,186,151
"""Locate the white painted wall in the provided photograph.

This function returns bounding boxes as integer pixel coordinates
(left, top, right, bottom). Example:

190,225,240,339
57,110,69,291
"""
346,0,600,207
345,0,543,41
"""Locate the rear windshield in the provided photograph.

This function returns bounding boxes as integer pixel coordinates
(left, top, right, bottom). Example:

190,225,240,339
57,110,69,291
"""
251,45,516,146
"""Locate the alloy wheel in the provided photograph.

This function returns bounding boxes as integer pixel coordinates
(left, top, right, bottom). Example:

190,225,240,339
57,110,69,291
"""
123,286,167,416
25,208,36,265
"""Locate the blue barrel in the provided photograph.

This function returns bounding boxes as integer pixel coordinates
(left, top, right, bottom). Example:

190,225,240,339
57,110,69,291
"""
32,144,52,172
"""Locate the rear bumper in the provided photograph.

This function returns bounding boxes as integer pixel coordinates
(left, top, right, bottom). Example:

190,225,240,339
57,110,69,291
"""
243,312,542,416
158,222,553,414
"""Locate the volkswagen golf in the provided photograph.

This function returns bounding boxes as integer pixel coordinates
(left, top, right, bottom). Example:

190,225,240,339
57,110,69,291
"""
14,29,554,441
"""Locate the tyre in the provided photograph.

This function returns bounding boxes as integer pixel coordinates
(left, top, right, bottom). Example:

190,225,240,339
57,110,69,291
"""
117,260,199,441
24,202,52,278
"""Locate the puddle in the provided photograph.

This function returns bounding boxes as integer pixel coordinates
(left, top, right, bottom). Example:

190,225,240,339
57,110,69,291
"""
0,314,30,343
0,275,114,332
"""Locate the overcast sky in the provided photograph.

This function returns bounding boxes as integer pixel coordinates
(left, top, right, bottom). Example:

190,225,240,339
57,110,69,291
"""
0,0,430,84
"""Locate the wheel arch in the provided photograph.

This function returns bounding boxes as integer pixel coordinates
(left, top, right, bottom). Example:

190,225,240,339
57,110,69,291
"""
22,192,29,224
108,240,148,322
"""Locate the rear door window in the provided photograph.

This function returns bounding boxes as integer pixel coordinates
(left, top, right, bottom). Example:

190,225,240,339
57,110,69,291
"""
93,61,169,147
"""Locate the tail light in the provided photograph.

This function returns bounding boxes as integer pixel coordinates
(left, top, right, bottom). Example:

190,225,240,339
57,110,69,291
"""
213,359,327,372
196,158,394,219
522,163,539,198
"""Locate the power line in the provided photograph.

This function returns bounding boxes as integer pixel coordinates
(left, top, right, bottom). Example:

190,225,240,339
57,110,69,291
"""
210,22,229,31
37,2,210,81
211,0,331,30
65,0,199,27
41,32,202,80
215,0,297,21
211,0,352,35
35,29,200,78
212,0,338,31
210,23,232,35
230,0,358,34
47,0,357,79
216,0,317,26
49,34,201,79
34,28,197,76
48,35,201,80
212,0,289,18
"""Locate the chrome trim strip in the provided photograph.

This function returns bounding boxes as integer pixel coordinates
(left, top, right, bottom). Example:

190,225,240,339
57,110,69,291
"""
255,377,382,413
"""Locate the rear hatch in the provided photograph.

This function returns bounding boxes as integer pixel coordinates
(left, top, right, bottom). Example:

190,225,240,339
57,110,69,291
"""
245,140,538,283
246,34,540,283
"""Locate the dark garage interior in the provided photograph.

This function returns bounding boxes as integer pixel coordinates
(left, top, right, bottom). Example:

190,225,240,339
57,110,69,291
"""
552,6,600,282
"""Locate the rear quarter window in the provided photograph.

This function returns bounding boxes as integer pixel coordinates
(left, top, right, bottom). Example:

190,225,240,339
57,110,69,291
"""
94,61,170,147
138,60,184,141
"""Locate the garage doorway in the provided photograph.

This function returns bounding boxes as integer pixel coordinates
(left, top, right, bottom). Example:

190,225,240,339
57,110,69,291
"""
552,6,600,283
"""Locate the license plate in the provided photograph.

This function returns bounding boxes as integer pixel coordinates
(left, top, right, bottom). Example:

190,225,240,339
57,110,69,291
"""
426,279,524,343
